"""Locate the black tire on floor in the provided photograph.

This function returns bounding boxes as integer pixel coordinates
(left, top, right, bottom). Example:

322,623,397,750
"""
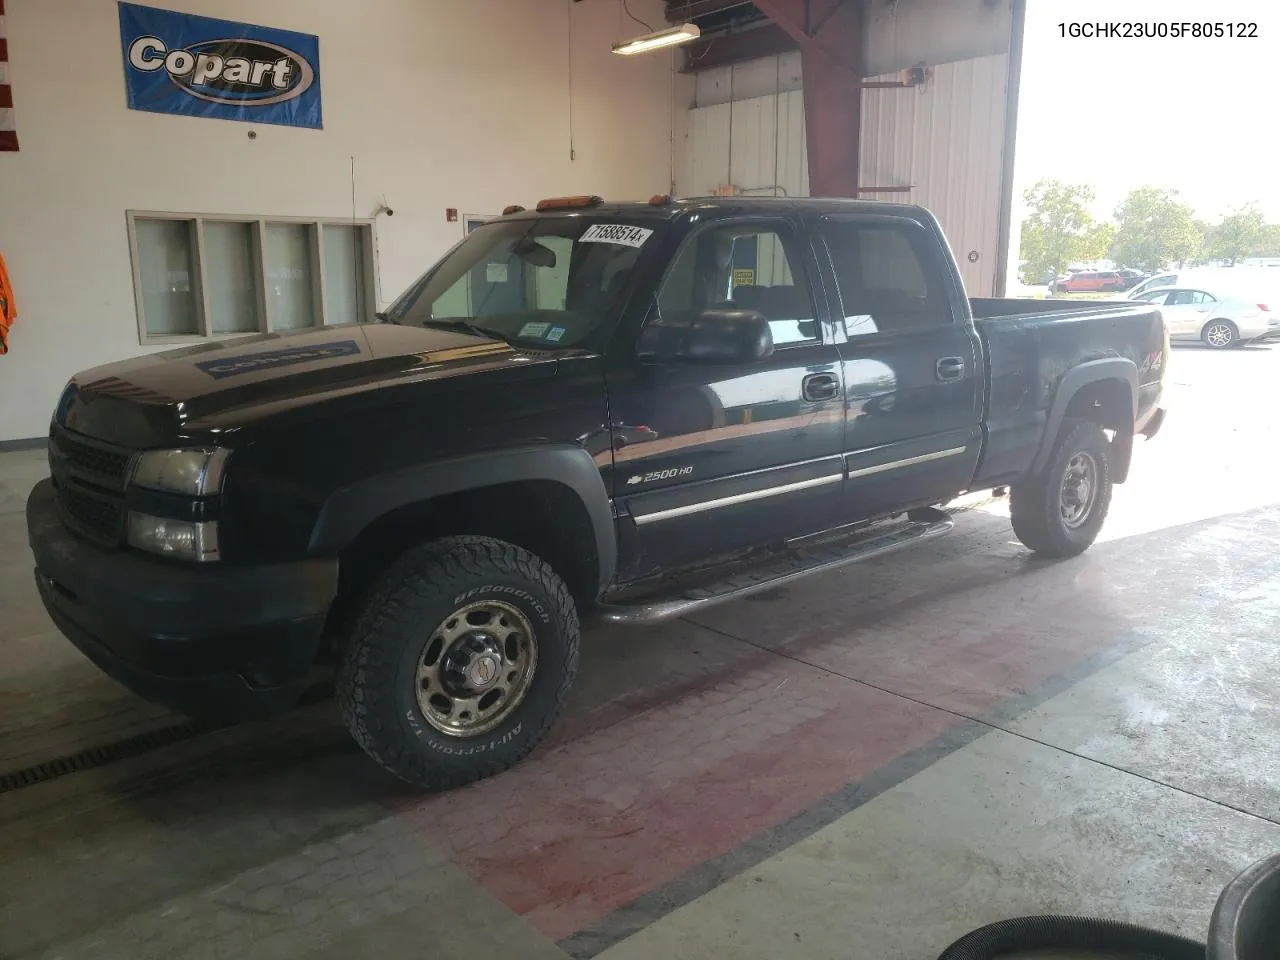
1009,418,1113,558
336,535,580,790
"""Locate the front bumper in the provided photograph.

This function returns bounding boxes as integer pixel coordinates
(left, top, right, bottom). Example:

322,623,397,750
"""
27,479,338,722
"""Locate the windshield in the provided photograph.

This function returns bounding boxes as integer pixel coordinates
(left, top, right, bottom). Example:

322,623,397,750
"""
384,217,661,348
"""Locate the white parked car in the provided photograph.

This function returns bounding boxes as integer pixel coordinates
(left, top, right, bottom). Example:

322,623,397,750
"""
1125,272,1182,300
1128,286,1277,348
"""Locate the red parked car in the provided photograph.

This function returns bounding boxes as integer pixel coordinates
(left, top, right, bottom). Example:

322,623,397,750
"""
1051,270,1127,294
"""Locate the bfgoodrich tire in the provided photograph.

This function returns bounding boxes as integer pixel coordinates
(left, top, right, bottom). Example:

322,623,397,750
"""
336,535,579,790
1010,418,1113,558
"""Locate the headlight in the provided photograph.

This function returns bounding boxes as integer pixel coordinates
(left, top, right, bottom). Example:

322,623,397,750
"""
130,448,229,497
127,513,220,562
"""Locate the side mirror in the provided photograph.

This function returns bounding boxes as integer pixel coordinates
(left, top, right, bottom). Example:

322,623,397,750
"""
640,308,775,363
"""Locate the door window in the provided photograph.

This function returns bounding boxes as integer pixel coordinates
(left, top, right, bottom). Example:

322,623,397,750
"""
655,223,819,347
822,219,952,337
1167,289,1213,306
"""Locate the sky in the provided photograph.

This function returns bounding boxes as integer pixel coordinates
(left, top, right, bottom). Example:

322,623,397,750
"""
1014,1,1280,224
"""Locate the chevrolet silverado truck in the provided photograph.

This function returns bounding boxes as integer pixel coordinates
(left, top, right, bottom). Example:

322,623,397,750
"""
27,196,1168,789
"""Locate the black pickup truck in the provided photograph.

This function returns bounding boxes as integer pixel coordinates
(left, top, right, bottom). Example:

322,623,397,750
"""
27,196,1167,789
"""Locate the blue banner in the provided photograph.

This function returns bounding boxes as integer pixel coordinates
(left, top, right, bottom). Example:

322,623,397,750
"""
118,2,322,129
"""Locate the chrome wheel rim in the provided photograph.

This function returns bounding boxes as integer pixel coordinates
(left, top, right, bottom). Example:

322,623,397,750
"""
416,600,537,738
1206,323,1233,347
1060,452,1098,530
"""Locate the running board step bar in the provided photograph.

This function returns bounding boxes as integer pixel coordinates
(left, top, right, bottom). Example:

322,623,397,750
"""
596,509,954,625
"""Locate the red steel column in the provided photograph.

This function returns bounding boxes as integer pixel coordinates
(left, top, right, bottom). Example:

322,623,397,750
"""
751,0,863,198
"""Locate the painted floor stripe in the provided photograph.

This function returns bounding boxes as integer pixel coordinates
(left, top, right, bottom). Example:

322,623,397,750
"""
556,636,1142,958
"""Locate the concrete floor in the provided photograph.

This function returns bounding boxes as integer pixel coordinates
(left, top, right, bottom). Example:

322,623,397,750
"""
1,343,1279,959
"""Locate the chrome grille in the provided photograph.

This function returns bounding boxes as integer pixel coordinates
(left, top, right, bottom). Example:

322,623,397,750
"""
48,427,133,547
50,429,132,488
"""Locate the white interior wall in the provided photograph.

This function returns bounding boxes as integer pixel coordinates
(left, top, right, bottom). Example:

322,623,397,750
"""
679,84,808,199
692,51,803,108
679,53,1012,297
0,0,689,442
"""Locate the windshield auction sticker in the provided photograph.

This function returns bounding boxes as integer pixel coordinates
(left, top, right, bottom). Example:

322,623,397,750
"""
579,224,653,248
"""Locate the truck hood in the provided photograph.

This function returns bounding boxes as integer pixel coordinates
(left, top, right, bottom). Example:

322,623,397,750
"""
57,324,564,446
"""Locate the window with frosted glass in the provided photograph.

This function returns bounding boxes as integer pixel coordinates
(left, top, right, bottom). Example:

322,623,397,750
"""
135,219,199,336
204,222,260,334
129,214,375,342
322,225,368,326
265,223,317,331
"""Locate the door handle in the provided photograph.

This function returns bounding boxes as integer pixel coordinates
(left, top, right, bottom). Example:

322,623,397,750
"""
801,372,840,402
936,356,965,382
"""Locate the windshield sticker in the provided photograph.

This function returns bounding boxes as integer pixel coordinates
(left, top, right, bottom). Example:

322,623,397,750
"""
546,326,566,343
518,322,551,339
485,262,509,283
579,224,653,248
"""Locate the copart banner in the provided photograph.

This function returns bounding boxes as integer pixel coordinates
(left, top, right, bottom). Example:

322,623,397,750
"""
118,2,322,129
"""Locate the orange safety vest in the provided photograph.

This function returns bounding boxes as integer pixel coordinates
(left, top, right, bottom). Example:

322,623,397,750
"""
0,253,15,355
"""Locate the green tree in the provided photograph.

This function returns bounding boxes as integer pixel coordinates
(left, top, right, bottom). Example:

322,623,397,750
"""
1255,223,1280,258
1190,219,1214,265
1081,221,1116,263
1111,187,1201,272
1204,204,1266,265
1217,206,1266,261
1018,180,1112,281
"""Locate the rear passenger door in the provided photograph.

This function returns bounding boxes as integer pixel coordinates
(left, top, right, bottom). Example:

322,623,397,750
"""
815,215,983,522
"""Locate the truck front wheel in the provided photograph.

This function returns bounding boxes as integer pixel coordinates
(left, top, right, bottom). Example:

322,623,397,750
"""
1010,418,1113,558
336,535,580,790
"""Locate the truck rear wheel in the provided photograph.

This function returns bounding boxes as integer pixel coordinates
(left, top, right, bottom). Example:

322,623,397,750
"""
336,535,579,790
1010,418,1113,558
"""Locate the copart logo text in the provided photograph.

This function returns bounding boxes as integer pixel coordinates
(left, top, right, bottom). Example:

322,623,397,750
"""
128,36,315,106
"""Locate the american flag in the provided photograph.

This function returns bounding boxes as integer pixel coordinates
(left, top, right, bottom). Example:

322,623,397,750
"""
0,0,15,152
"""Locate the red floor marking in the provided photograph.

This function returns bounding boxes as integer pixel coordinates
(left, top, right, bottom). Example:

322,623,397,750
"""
393,665,956,940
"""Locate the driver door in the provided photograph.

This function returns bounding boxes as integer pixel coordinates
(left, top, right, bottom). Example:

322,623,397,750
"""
605,218,846,582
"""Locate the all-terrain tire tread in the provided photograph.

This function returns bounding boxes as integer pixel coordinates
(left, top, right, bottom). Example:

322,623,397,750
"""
335,535,579,790
1009,418,1112,558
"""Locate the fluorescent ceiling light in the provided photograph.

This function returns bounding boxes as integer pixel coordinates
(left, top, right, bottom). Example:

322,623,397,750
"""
612,23,700,56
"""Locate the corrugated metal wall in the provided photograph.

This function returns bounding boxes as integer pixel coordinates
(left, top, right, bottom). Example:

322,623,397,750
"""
678,52,1012,296
680,86,809,200
860,54,1011,295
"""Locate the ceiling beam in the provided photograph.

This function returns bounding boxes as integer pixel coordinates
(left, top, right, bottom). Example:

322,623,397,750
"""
665,0,757,21
681,22,797,72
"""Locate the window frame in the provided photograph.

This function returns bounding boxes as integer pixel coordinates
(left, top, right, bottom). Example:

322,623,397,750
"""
126,210,380,345
815,213,960,342
645,215,828,354
1165,288,1215,306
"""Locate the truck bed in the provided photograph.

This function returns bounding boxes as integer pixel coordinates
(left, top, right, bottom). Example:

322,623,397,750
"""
967,297,1166,488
